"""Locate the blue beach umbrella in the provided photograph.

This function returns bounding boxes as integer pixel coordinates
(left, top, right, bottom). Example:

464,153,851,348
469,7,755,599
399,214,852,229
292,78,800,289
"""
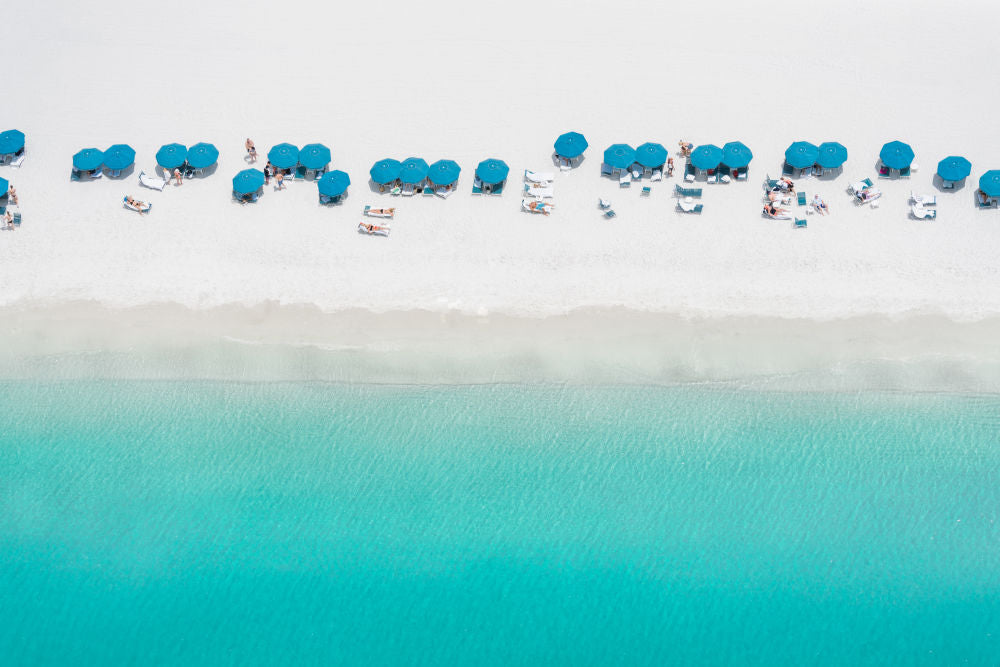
554,131,588,159
232,168,265,194
268,143,299,169
427,159,461,186
0,176,7,195
979,170,1000,198
155,143,187,170
186,142,219,169
73,148,104,171
399,157,429,184
635,142,668,168
816,142,848,169
690,144,723,171
476,158,509,185
603,144,635,170
317,170,351,197
879,141,914,170
721,141,753,169
103,144,136,171
299,143,331,170
936,156,971,182
369,158,402,185
0,129,25,155
784,141,818,169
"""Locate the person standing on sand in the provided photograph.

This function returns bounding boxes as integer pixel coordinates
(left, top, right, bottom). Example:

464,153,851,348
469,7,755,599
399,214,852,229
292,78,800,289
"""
264,161,273,186
246,138,257,162
7,185,17,204
173,168,183,186
275,171,285,190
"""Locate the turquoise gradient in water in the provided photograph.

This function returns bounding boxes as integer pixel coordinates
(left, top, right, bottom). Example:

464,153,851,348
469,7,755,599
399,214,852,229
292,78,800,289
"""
2,381,999,665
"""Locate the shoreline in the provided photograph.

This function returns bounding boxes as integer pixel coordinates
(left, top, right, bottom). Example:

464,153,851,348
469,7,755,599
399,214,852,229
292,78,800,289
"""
3,300,1000,392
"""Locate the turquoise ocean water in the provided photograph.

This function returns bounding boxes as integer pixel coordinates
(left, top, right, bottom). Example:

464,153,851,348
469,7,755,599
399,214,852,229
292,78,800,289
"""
2,381,999,665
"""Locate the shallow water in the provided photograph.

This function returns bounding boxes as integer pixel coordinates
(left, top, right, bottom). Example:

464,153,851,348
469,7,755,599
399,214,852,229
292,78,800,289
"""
2,381,998,665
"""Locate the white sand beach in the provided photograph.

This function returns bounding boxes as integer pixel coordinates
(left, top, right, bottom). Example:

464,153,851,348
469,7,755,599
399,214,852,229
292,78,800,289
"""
3,0,1000,320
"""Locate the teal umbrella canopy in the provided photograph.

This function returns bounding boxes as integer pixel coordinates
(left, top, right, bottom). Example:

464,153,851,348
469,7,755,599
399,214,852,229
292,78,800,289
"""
635,142,668,168
317,170,350,197
816,142,848,169
879,141,914,170
233,168,265,194
186,143,219,169
979,170,1000,198
73,148,104,171
399,157,429,184
475,159,509,185
784,141,818,169
427,159,461,186
156,143,187,170
0,176,7,195
0,129,25,154
299,143,331,170
370,158,402,185
603,144,635,170
721,141,753,169
936,156,971,182
103,144,136,170
268,143,299,169
554,131,588,159
690,144,723,170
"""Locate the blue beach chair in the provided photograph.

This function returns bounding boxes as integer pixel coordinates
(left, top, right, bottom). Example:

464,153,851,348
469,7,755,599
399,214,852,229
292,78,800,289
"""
794,218,807,228
797,191,807,206
641,186,651,197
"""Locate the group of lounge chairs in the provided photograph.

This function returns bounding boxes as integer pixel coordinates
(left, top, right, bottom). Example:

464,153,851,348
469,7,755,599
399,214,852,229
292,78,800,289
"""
521,170,555,215
910,192,937,219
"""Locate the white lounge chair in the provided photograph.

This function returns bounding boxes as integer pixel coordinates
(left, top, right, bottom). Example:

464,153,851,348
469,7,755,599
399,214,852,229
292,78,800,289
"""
401,183,415,196
139,170,167,191
434,187,453,199
599,198,611,210
651,169,662,182
10,154,24,168
123,196,151,213
521,199,554,215
524,170,554,184
90,170,103,179
619,172,632,188
358,222,390,237
910,191,936,206
631,166,642,180
678,198,703,213
911,204,936,219
523,184,554,198
559,158,572,172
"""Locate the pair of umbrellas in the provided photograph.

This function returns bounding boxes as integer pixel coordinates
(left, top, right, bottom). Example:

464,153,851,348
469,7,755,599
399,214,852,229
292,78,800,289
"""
688,142,755,170
0,129,25,155
784,142,849,170
267,143,332,170
554,131,588,159
72,145,134,171
604,143,671,169
156,143,220,170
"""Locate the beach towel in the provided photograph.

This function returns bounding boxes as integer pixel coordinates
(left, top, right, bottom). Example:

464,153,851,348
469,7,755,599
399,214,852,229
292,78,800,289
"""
139,170,167,191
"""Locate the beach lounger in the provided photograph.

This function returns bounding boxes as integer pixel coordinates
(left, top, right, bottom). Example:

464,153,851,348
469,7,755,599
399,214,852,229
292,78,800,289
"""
521,199,553,215
604,209,616,219
641,186,651,197
523,184,554,198
848,178,874,196
736,167,748,181
295,166,307,180
763,175,778,191
123,196,151,213
898,166,911,178
601,163,614,177
763,208,793,220
10,154,24,168
651,169,662,182
472,178,483,195
559,159,572,172
910,192,936,206
911,204,936,219
684,163,696,182
782,162,794,177
358,222,390,237
12,210,21,227
705,170,718,184
524,170,554,184
677,199,703,214
422,185,435,196
139,170,167,191
364,205,395,219
619,172,632,188
797,191,807,206
71,170,81,181
941,180,955,190
401,183,415,196
490,183,504,196
794,218,807,228
674,184,703,198
434,187,453,199
878,164,890,177
599,198,611,210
